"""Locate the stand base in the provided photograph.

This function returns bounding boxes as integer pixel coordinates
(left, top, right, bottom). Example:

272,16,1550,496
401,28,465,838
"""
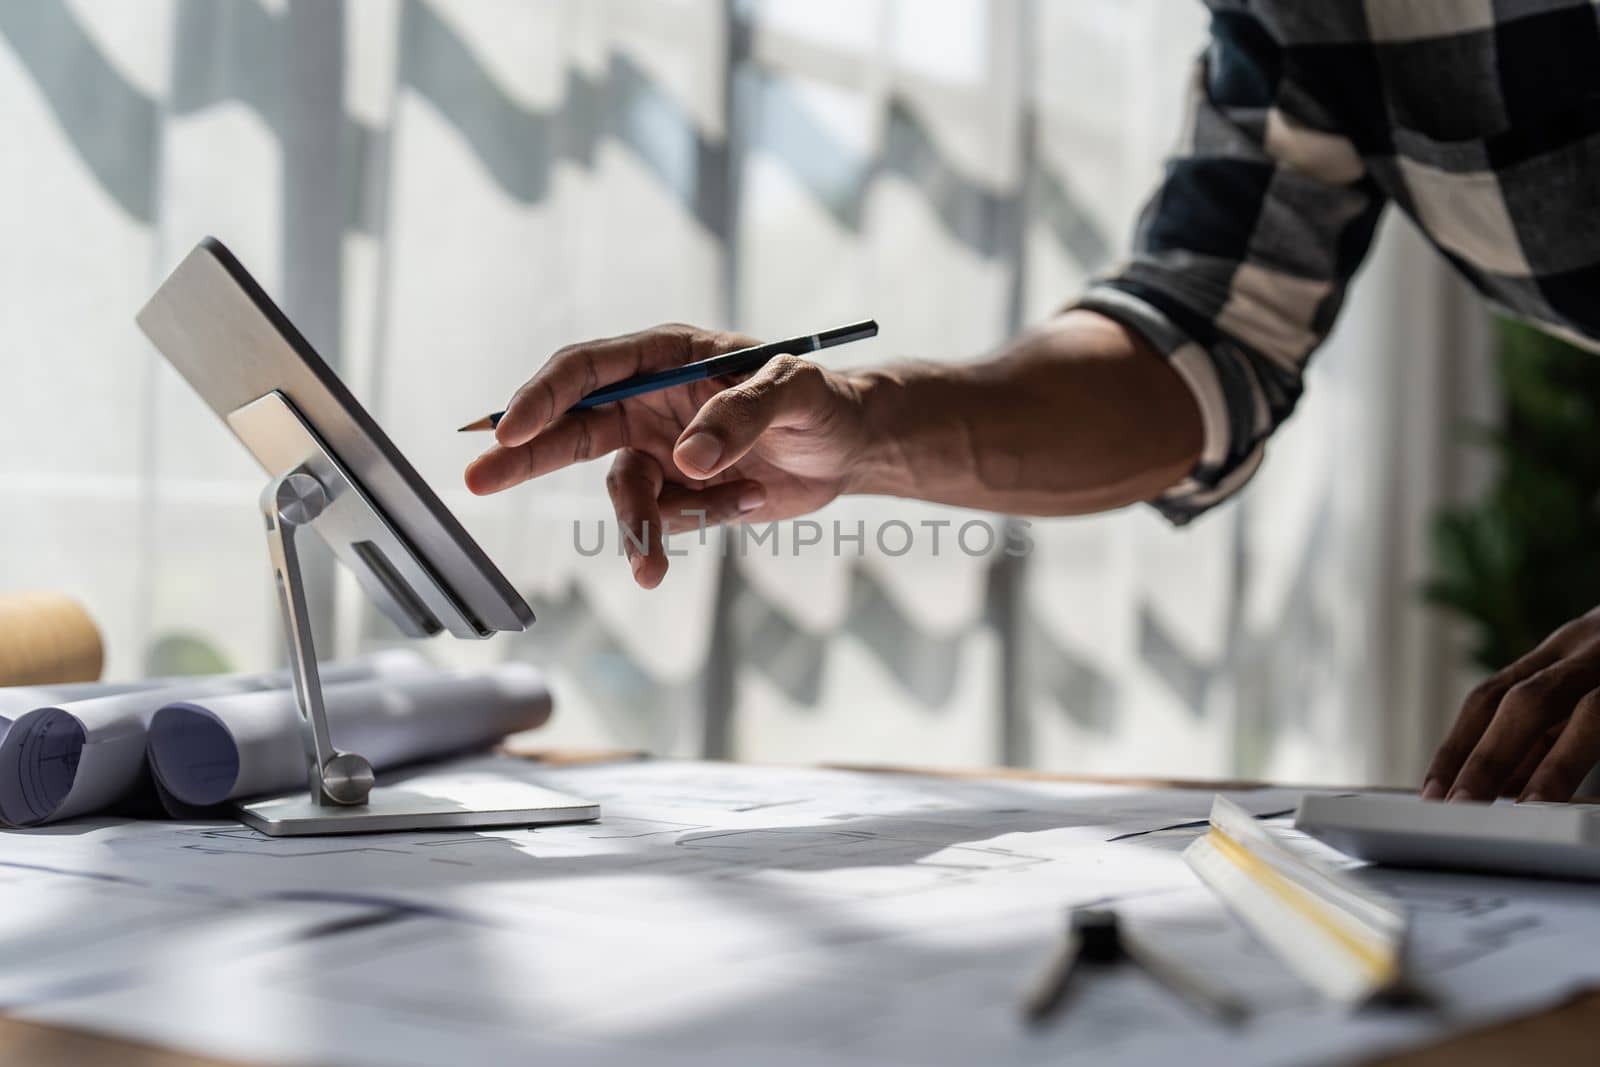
234,774,599,837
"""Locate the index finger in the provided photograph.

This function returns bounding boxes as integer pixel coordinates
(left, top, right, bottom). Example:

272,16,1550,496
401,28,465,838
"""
496,327,694,448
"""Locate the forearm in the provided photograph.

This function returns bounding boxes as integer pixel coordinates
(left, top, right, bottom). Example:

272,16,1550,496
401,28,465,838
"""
843,310,1203,515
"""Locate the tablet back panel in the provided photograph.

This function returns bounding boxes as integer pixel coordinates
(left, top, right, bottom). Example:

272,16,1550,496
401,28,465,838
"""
137,238,533,638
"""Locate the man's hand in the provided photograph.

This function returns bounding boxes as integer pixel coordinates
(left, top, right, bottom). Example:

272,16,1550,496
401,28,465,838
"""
1424,608,1600,803
465,324,878,588
466,310,1204,588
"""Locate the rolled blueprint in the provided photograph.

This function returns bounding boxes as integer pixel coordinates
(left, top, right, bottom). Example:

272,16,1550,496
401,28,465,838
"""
0,680,167,738
0,651,432,827
146,664,552,808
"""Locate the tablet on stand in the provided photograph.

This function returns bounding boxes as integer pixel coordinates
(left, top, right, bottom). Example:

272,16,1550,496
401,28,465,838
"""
138,238,598,836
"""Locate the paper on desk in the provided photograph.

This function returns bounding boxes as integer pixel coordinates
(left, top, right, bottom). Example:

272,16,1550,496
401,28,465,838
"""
0,756,1310,935
0,651,431,827
145,663,552,808
0,863,387,1009
14,785,1600,1067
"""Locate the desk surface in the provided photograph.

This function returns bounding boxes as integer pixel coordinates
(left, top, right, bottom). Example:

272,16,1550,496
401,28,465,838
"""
3,751,1594,1067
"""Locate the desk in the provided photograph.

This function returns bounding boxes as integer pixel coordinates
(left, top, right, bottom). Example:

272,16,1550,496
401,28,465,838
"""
2,753,1594,1067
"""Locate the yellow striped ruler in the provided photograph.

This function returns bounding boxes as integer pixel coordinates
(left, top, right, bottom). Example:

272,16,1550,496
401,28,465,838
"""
1184,795,1408,1004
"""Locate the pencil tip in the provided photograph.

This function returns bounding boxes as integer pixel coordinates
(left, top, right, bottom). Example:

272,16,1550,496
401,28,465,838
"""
457,415,495,433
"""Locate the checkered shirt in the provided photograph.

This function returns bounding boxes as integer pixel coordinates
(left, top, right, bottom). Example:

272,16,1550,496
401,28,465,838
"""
1076,0,1600,524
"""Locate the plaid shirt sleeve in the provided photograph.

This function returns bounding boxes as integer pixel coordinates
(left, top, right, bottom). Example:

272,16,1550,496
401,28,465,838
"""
1075,10,1387,525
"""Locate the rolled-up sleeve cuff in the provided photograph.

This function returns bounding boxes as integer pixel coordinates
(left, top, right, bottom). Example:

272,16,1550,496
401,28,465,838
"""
1072,282,1267,525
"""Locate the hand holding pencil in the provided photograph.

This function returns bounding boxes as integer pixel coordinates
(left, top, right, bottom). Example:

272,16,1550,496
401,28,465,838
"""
463,322,884,589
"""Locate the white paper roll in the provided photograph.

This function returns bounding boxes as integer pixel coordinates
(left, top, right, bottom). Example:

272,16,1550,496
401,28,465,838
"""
146,663,553,808
0,651,433,827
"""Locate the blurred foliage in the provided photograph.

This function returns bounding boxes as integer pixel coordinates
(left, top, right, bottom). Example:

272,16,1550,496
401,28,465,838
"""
144,632,234,677
1426,319,1600,671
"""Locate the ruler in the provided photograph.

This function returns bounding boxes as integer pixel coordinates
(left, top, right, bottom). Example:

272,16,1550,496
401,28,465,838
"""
1184,795,1409,1005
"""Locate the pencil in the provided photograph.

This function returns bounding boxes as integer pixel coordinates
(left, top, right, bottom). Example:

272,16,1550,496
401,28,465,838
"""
457,320,879,432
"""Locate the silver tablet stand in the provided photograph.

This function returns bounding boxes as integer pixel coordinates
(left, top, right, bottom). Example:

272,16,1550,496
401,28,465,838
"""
224,390,597,836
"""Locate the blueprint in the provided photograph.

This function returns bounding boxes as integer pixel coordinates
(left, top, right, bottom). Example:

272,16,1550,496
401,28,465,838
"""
2,758,1598,1067
145,664,552,808
0,652,432,826
0,862,385,1009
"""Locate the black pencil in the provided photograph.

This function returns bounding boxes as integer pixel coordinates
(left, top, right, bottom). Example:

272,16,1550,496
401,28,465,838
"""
458,320,878,432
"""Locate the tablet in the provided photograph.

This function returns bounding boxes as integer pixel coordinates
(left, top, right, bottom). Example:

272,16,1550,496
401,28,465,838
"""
137,237,534,640
1295,794,1600,881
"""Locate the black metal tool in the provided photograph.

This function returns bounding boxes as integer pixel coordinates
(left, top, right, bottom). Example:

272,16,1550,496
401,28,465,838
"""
1023,908,1249,1026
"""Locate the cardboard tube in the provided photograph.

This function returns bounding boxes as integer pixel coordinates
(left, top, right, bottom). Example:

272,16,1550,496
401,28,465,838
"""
0,592,104,686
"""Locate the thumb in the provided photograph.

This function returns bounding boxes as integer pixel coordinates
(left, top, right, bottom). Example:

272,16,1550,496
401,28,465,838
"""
672,355,826,479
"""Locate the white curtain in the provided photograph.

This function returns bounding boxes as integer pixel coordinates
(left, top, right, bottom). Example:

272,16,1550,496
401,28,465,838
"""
0,0,1485,785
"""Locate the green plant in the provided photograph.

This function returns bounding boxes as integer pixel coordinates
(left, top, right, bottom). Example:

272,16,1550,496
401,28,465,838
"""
1426,319,1600,671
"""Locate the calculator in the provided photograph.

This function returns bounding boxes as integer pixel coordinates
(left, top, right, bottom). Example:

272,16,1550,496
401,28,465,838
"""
1294,794,1600,881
